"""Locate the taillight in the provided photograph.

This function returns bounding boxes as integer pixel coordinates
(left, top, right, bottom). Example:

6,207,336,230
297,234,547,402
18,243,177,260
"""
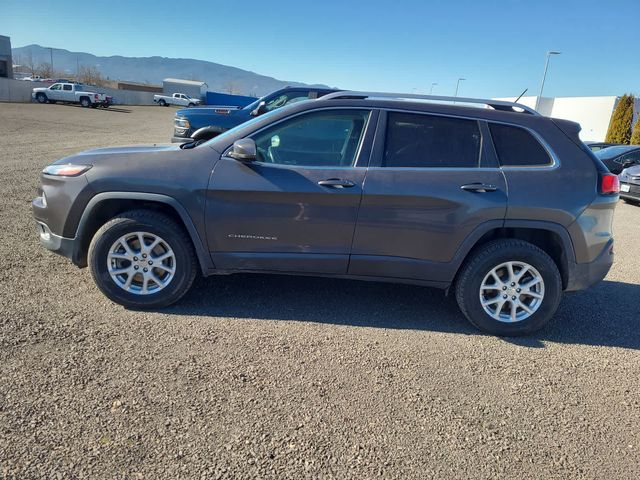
600,173,620,194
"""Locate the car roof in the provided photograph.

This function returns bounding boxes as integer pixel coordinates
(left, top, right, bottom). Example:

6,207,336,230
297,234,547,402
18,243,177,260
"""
595,145,640,159
308,97,553,127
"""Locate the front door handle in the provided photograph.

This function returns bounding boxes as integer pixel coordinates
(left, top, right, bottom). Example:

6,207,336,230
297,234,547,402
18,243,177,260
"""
318,178,356,188
460,183,497,193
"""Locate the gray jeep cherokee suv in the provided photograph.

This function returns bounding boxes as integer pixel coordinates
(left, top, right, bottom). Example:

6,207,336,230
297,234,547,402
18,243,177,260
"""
32,91,619,336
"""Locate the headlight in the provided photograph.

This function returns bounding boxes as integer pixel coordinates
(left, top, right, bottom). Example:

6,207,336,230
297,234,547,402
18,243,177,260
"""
42,164,92,177
174,117,190,129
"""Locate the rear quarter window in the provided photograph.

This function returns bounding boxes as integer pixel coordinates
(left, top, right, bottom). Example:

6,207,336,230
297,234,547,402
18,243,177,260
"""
489,123,552,167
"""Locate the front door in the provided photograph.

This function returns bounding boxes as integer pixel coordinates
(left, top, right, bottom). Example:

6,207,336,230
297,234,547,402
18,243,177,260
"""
48,83,63,101
349,110,507,283
206,108,377,274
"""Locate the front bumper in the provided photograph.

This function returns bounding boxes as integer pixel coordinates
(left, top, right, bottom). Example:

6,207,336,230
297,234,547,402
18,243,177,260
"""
35,220,83,266
565,239,614,291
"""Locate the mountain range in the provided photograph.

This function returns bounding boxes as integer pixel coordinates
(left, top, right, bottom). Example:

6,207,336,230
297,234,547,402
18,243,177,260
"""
11,44,329,96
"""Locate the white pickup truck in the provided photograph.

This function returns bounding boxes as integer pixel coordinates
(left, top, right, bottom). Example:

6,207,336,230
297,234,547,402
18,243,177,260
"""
32,83,112,108
153,93,201,107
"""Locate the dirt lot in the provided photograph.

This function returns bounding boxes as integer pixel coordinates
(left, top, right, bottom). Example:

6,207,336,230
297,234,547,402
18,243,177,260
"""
1,103,639,479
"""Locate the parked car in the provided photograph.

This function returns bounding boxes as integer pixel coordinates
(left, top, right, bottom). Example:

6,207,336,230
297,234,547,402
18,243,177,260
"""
153,93,201,108
21,75,43,82
593,145,640,174
32,91,619,336
619,165,640,205
172,87,339,143
32,82,112,108
584,141,619,152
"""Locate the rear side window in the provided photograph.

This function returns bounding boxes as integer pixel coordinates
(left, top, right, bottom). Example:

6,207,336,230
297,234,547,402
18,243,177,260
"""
489,123,552,167
383,112,481,168
63,84,72,91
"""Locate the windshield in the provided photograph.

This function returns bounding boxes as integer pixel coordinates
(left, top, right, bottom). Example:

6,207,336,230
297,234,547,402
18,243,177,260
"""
243,95,266,111
595,146,638,160
201,107,284,147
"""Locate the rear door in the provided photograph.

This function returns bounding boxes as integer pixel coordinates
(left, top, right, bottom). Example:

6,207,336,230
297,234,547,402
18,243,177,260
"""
206,108,377,274
61,84,74,101
349,110,507,283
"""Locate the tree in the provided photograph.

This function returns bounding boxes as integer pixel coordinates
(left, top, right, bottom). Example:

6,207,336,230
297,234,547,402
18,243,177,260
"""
605,94,635,144
36,62,53,79
77,65,107,87
25,51,36,76
631,114,640,145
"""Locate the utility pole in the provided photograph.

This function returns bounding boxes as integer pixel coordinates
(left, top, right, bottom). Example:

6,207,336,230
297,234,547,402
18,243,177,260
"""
429,83,438,95
49,48,54,73
535,51,561,111
454,78,466,97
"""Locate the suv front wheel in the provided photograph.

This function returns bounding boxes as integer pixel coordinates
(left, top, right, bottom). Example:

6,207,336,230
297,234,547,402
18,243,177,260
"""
88,210,197,309
455,239,562,336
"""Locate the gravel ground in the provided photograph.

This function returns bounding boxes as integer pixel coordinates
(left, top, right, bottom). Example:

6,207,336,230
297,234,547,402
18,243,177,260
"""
1,103,639,479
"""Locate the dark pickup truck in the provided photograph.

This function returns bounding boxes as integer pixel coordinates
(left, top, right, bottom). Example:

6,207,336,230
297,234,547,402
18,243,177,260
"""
171,86,338,143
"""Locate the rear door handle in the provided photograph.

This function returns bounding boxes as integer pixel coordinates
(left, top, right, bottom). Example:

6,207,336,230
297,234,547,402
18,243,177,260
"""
460,183,497,193
318,178,356,188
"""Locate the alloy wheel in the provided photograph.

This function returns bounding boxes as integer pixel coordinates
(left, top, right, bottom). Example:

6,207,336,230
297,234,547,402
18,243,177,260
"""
479,261,545,323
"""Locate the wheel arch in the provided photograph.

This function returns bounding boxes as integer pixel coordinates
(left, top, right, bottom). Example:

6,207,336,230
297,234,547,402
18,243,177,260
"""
451,220,576,290
72,192,213,273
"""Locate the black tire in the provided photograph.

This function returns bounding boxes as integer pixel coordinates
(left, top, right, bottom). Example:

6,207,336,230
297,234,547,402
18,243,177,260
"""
623,199,639,206
48,100,57,104
88,210,197,309
187,103,195,108
36,92,47,104
455,239,562,336
158,99,166,106
80,97,91,108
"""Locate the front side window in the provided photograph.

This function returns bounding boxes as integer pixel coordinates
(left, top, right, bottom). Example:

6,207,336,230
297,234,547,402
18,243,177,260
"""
489,123,552,167
50,84,62,90
264,91,311,112
383,112,481,168
252,110,370,167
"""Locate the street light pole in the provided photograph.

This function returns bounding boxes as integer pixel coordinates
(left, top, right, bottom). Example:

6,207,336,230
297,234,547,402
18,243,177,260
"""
535,51,561,111
454,78,466,98
429,82,438,95
49,48,53,73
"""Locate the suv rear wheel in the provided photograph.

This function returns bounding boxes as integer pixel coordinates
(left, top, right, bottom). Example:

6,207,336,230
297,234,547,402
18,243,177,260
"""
455,239,562,336
88,210,197,309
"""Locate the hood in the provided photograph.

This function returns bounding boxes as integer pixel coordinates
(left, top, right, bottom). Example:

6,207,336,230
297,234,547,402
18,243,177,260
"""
55,144,180,165
177,105,243,116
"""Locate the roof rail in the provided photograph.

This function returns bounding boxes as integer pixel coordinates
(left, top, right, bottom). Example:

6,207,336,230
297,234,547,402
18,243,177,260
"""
320,90,540,115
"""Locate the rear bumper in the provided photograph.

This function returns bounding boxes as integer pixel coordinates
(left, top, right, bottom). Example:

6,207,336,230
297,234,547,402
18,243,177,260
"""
620,182,640,201
565,239,614,291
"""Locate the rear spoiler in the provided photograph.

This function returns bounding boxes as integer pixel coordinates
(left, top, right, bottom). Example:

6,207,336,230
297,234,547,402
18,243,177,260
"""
552,118,609,173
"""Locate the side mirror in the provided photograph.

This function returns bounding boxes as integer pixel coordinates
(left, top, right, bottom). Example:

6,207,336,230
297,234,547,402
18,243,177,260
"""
251,101,267,116
227,138,257,161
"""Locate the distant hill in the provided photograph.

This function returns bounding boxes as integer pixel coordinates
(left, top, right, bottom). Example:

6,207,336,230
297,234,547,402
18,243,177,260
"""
11,44,330,96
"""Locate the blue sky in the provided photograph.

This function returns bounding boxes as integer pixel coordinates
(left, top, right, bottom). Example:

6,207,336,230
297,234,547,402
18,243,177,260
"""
4,0,638,97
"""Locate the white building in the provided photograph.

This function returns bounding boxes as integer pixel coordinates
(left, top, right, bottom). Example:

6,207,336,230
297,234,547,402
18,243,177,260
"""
494,96,640,142
162,78,208,101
